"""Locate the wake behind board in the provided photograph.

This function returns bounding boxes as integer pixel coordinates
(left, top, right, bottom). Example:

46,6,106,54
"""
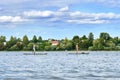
23,52,47,55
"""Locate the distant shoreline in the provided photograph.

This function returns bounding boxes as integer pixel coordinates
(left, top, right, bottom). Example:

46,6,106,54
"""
0,50,120,52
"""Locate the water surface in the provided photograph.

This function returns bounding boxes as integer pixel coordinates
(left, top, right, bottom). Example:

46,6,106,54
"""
0,51,120,80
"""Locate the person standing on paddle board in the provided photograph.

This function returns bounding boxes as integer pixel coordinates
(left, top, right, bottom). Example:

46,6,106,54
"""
33,44,36,54
76,43,78,54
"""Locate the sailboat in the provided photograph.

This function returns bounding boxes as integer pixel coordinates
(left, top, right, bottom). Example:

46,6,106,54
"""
23,44,47,55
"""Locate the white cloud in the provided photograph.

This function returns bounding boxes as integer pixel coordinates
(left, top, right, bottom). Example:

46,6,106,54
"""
23,9,68,23
69,11,120,24
22,7,120,24
0,6,115,25
67,19,109,24
94,13,120,19
59,6,69,12
23,10,54,17
0,16,26,23
70,11,114,19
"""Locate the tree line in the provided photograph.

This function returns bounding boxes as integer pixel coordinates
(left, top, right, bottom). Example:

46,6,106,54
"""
0,32,120,51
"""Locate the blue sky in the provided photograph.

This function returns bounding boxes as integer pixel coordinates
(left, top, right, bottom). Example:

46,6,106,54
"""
0,0,120,40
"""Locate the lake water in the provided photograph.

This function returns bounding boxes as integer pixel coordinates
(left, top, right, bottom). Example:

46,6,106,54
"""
0,51,120,80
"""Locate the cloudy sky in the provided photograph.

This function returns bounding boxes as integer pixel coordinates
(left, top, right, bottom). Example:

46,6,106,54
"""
0,0,120,40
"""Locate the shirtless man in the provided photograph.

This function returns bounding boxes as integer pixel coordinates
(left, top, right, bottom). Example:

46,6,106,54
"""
76,43,78,54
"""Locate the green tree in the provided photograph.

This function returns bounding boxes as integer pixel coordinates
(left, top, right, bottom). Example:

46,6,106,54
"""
92,39,104,50
28,43,34,50
38,36,42,42
72,35,79,50
23,35,29,46
88,32,94,47
80,39,89,50
81,35,87,40
112,37,119,46
98,43,104,50
59,38,73,50
9,36,17,46
65,41,73,50
32,35,38,43
45,46,51,51
100,32,111,40
16,42,23,50
72,35,79,44
38,44,44,51
0,36,6,50
5,36,17,50
79,35,89,50
0,36,6,42
0,42,4,50
59,42,66,50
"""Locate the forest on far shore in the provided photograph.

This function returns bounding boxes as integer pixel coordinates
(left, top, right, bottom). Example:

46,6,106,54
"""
0,32,120,51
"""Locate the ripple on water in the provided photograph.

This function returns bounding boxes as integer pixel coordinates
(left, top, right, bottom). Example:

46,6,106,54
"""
48,75,66,80
75,72,120,79
2,78,26,80
0,51,120,80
